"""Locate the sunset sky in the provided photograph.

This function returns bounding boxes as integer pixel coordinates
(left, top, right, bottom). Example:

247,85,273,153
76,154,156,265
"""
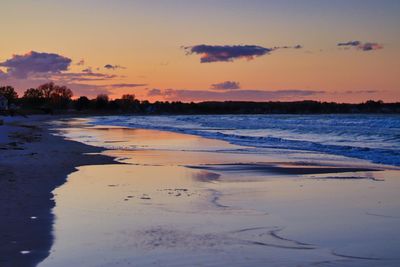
1,0,399,102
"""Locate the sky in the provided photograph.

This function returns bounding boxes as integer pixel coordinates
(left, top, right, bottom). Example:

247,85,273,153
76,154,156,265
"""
0,0,399,103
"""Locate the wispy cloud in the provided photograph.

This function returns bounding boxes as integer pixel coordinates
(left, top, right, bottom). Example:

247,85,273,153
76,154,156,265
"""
48,72,118,82
67,83,112,97
148,88,162,96
210,81,241,90
76,59,85,66
147,88,324,101
109,83,147,88
337,41,383,51
345,90,378,94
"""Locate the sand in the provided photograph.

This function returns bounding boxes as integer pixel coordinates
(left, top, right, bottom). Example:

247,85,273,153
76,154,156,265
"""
0,116,116,267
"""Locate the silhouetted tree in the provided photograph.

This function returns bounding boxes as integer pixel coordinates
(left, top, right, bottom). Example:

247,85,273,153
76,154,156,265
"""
118,94,139,111
0,85,18,104
37,82,56,99
24,88,44,99
50,85,73,109
74,96,90,111
95,94,109,109
22,88,45,108
35,82,73,109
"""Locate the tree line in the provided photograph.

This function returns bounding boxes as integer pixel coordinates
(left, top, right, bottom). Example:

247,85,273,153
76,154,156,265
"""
1,82,399,115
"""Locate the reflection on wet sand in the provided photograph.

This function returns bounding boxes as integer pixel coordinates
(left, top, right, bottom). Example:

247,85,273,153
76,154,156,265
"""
39,119,400,267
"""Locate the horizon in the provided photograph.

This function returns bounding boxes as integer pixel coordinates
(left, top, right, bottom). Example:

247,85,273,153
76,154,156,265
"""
1,1,399,103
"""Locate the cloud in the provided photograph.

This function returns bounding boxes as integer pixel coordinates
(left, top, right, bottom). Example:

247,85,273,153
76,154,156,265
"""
358,43,383,51
345,90,378,94
184,44,303,63
210,81,241,90
0,51,72,78
109,83,147,88
0,69,7,79
0,51,138,97
82,67,92,73
67,83,112,97
184,45,273,63
337,41,383,51
338,41,361,47
104,64,125,70
76,59,85,66
279,44,303,49
41,71,118,82
147,88,324,102
148,88,162,96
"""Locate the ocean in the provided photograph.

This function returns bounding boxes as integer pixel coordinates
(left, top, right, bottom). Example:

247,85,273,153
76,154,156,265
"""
90,114,400,166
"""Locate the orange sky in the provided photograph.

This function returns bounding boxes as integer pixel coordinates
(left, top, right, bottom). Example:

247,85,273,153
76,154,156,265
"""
0,1,399,103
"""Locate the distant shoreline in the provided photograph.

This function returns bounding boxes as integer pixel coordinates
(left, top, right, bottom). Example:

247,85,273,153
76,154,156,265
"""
2,99,399,116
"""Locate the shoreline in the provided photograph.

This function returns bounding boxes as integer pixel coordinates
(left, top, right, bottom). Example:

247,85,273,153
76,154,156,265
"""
41,119,400,266
2,116,399,266
0,116,117,267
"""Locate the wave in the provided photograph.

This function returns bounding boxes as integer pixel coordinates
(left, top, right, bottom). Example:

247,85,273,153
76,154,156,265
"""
89,115,400,167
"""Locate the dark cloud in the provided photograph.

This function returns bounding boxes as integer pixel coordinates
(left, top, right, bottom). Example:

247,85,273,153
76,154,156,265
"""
104,64,125,70
0,51,72,78
147,88,324,101
109,83,147,88
184,44,303,63
337,41,383,51
210,81,241,90
358,42,383,51
184,45,273,63
279,44,303,49
338,41,361,47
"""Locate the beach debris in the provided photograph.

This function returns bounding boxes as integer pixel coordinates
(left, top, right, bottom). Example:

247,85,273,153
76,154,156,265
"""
123,195,135,201
135,225,315,251
159,188,193,197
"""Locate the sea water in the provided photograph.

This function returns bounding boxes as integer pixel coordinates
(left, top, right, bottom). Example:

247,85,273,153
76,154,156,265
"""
90,114,400,166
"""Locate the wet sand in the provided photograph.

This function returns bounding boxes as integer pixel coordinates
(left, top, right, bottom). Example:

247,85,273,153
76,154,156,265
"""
39,119,400,267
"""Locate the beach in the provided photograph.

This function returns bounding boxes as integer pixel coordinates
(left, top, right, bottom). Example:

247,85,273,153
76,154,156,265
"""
0,116,116,267
1,116,400,266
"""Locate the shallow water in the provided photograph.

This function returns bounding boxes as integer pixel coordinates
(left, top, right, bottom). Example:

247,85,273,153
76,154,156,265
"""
39,119,400,266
